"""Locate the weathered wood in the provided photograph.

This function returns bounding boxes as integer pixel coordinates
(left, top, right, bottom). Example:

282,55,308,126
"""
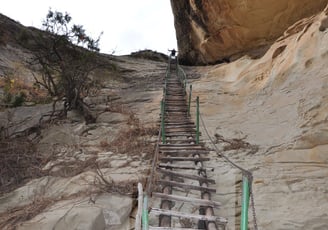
152,192,221,208
159,150,209,155
158,163,214,171
135,183,143,230
164,133,197,137
149,227,202,230
159,146,205,150
165,140,197,144
159,156,210,162
160,144,203,147
157,168,215,184
157,180,216,193
160,175,172,227
164,121,194,125
150,208,227,223
165,125,196,128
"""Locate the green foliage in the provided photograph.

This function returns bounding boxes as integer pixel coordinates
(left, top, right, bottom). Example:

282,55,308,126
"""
11,92,26,107
1,77,25,107
42,10,101,51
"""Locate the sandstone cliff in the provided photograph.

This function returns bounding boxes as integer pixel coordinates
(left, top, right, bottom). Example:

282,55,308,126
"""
171,0,328,64
189,5,328,228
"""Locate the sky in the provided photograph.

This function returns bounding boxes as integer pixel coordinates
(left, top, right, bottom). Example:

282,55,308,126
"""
0,0,177,55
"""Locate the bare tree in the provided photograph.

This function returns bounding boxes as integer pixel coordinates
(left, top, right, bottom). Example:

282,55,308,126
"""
29,10,103,120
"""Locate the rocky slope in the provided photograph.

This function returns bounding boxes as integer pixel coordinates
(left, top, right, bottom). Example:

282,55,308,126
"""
0,13,167,229
171,0,328,64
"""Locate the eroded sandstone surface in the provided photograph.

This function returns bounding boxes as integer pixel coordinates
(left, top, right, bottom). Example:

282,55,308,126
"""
189,6,328,229
171,0,328,64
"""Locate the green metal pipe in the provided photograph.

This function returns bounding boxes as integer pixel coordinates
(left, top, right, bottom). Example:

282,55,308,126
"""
184,79,186,94
188,85,192,116
196,96,200,144
142,195,149,230
161,100,166,144
240,175,250,230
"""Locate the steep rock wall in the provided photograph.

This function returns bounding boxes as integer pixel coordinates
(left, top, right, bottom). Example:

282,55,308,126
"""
171,0,328,64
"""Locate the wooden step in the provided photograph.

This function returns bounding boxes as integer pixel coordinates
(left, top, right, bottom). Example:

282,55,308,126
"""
152,192,221,208
159,150,209,156
150,208,227,223
160,144,203,147
149,227,203,230
159,146,205,151
159,156,210,162
156,180,216,193
165,128,196,132
165,140,196,144
157,168,215,184
158,163,214,171
165,121,194,125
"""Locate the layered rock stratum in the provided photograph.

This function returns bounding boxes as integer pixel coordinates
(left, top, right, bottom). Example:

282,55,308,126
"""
171,0,328,64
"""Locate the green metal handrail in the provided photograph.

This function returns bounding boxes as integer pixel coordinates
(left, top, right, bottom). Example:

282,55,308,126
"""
241,175,250,230
142,194,149,230
188,85,192,116
161,99,166,144
196,96,200,144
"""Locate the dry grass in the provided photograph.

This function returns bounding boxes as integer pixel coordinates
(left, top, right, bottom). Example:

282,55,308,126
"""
0,75,50,107
94,165,139,197
0,191,92,230
108,113,158,159
215,133,259,155
0,198,54,230
0,137,48,195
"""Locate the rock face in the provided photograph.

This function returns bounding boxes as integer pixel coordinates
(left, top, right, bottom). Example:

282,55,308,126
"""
189,6,328,229
171,0,328,64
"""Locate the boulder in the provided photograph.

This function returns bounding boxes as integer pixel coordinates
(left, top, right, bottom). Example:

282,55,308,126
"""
17,194,132,230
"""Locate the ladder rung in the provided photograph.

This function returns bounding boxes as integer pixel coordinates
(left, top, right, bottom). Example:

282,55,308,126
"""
159,157,210,162
149,227,202,230
156,180,216,193
157,168,215,184
152,192,221,208
150,208,227,223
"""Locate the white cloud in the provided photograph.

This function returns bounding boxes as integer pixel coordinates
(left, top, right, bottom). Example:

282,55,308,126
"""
0,0,177,55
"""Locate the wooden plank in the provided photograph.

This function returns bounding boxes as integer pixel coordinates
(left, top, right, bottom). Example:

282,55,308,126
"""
152,192,221,208
159,150,209,155
165,125,195,128
159,157,210,162
165,133,196,137
158,163,214,171
158,163,199,170
149,227,202,230
160,144,204,147
157,180,216,193
160,147,206,151
150,208,227,223
164,121,194,125
160,145,204,148
157,168,215,184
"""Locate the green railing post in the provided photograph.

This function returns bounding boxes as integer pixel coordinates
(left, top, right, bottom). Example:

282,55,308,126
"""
196,96,200,144
161,99,166,144
188,85,192,116
184,79,187,94
142,194,149,230
240,175,250,230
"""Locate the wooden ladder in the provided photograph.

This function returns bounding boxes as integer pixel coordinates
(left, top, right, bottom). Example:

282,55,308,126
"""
149,64,227,230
